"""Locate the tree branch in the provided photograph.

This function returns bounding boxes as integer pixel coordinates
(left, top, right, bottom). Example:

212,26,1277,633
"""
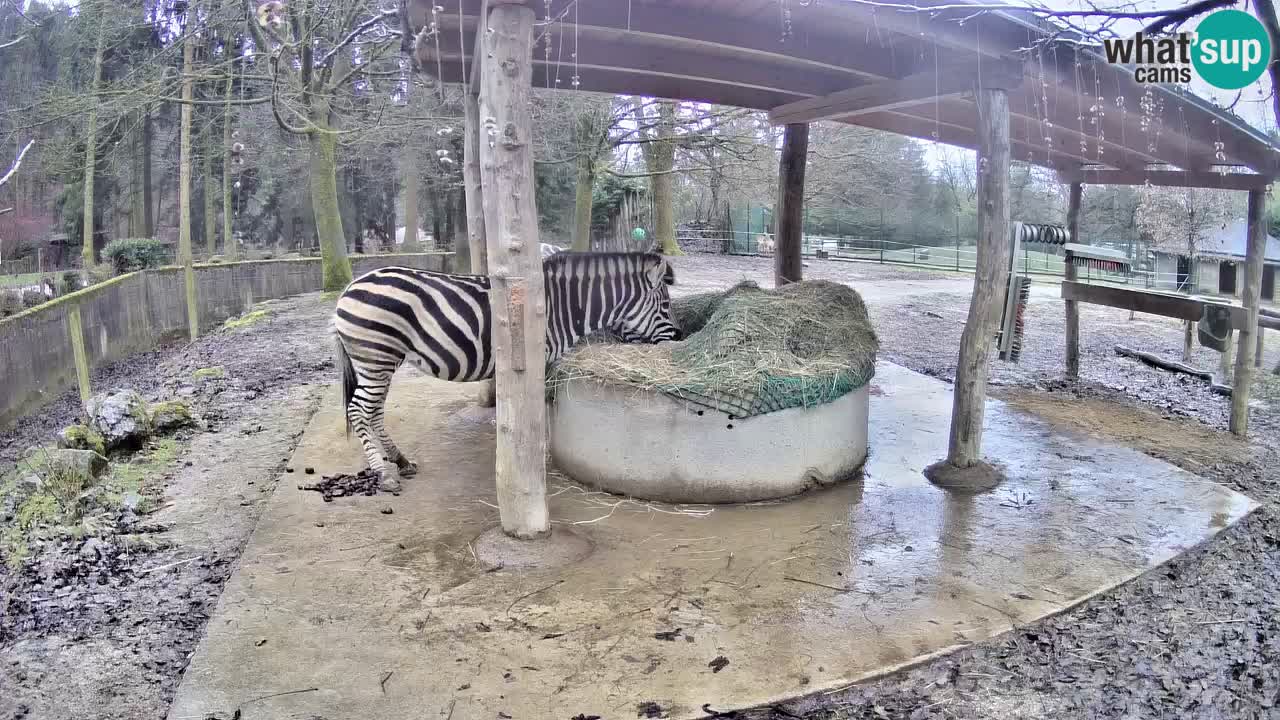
0,35,24,51
1142,0,1239,33
0,139,34,189
318,9,399,69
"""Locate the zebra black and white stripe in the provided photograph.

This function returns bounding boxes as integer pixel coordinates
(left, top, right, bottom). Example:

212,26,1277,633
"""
332,251,680,487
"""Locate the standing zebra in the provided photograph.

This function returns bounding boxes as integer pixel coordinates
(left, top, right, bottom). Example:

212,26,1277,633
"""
333,251,680,489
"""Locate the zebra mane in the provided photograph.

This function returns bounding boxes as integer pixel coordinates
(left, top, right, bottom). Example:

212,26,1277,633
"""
543,251,673,286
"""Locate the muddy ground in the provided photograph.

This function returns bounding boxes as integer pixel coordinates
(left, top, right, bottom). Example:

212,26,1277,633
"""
1,254,1278,720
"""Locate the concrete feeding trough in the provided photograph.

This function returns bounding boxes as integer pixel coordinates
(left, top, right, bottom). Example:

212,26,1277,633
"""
548,280,877,504
549,378,869,503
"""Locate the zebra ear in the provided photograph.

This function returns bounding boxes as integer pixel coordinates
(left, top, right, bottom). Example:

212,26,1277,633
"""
647,259,675,286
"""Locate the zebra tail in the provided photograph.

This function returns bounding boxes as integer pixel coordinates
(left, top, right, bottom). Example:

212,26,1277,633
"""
335,335,356,439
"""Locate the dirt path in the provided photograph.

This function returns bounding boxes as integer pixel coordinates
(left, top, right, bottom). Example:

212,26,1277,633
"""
1,293,336,720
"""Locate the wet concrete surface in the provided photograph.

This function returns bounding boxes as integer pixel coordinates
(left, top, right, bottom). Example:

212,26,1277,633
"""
166,363,1254,720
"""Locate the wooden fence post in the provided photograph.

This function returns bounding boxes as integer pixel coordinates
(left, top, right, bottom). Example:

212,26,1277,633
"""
1230,187,1267,436
479,2,548,539
946,84,1011,469
775,122,808,286
1064,182,1082,379
67,304,92,404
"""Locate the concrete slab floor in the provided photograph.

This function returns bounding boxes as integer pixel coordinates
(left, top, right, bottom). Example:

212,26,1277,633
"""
168,362,1256,720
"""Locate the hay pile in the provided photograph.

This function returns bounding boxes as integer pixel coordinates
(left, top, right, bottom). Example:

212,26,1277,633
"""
550,280,879,418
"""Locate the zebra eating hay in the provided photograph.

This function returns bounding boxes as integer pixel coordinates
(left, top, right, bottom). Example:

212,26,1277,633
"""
333,251,681,490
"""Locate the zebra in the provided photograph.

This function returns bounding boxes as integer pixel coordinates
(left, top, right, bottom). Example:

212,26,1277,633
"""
333,251,680,489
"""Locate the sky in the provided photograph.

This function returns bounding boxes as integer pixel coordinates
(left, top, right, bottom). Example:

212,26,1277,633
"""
1014,0,1276,131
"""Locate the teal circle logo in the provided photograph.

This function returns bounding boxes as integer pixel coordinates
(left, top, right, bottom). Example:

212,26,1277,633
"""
1192,10,1272,90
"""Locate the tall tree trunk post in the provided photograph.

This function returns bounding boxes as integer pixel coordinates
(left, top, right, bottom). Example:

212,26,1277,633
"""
774,122,808,286
222,73,236,259
143,110,154,237
82,17,107,268
463,92,487,273
945,85,1012,469
463,87,495,407
402,149,420,250
572,151,594,251
308,127,353,290
571,111,596,251
179,31,198,342
451,189,469,272
203,128,217,257
479,2,548,540
650,101,680,254
1230,188,1267,436
1064,182,1082,379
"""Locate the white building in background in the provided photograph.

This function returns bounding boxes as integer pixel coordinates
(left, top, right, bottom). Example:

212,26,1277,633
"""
394,226,433,248
1150,219,1279,302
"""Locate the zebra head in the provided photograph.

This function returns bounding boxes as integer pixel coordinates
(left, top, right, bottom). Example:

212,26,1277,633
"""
615,256,681,344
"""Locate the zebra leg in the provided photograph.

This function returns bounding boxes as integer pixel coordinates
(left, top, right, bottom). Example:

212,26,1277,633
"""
345,365,403,492
371,405,416,477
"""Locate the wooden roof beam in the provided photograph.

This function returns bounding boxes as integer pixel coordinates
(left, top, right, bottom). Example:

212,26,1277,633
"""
762,61,1024,124
768,62,1023,126
1057,168,1274,190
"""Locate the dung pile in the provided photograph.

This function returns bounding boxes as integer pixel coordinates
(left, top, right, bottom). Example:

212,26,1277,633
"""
550,280,879,418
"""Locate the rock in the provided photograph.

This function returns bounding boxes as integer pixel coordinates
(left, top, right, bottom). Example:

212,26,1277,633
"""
85,390,151,451
57,424,107,456
79,538,110,561
120,492,143,512
24,447,109,482
150,400,195,433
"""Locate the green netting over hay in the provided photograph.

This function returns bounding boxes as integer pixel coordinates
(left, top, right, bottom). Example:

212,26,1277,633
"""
549,280,879,419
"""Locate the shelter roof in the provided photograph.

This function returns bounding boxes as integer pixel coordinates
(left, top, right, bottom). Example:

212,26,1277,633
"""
418,0,1280,184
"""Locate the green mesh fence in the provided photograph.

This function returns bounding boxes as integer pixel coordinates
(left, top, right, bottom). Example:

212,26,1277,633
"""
550,280,879,418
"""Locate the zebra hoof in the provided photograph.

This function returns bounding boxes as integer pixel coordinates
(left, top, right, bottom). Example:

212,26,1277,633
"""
396,459,418,477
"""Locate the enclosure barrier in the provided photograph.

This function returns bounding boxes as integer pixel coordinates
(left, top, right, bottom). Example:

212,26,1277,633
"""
0,253,451,428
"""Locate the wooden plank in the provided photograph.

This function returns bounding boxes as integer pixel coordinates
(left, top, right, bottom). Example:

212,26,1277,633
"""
1230,188,1267,436
478,2,549,539
438,0,919,81
769,62,1022,126
463,88,495,408
948,85,1011,468
435,16,863,99
1060,281,1205,321
1064,183,1082,380
775,123,808,286
1058,168,1274,191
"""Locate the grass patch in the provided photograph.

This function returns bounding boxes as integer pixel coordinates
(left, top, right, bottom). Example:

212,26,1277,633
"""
0,272,43,288
101,437,180,514
192,366,226,380
0,438,184,568
320,290,342,302
222,307,270,330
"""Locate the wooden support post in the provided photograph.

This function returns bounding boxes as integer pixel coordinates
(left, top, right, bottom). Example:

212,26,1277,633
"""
478,2,548,539
1064,182,1082,380
67,304,92,404
946,86,1011,468
774,122,808,286
1257,328,1266,369
1219,329,1234,380
464,85,495,408
1230,188,1267,436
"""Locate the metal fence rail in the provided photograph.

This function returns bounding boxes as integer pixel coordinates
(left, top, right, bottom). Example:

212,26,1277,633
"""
675,229,1177,288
